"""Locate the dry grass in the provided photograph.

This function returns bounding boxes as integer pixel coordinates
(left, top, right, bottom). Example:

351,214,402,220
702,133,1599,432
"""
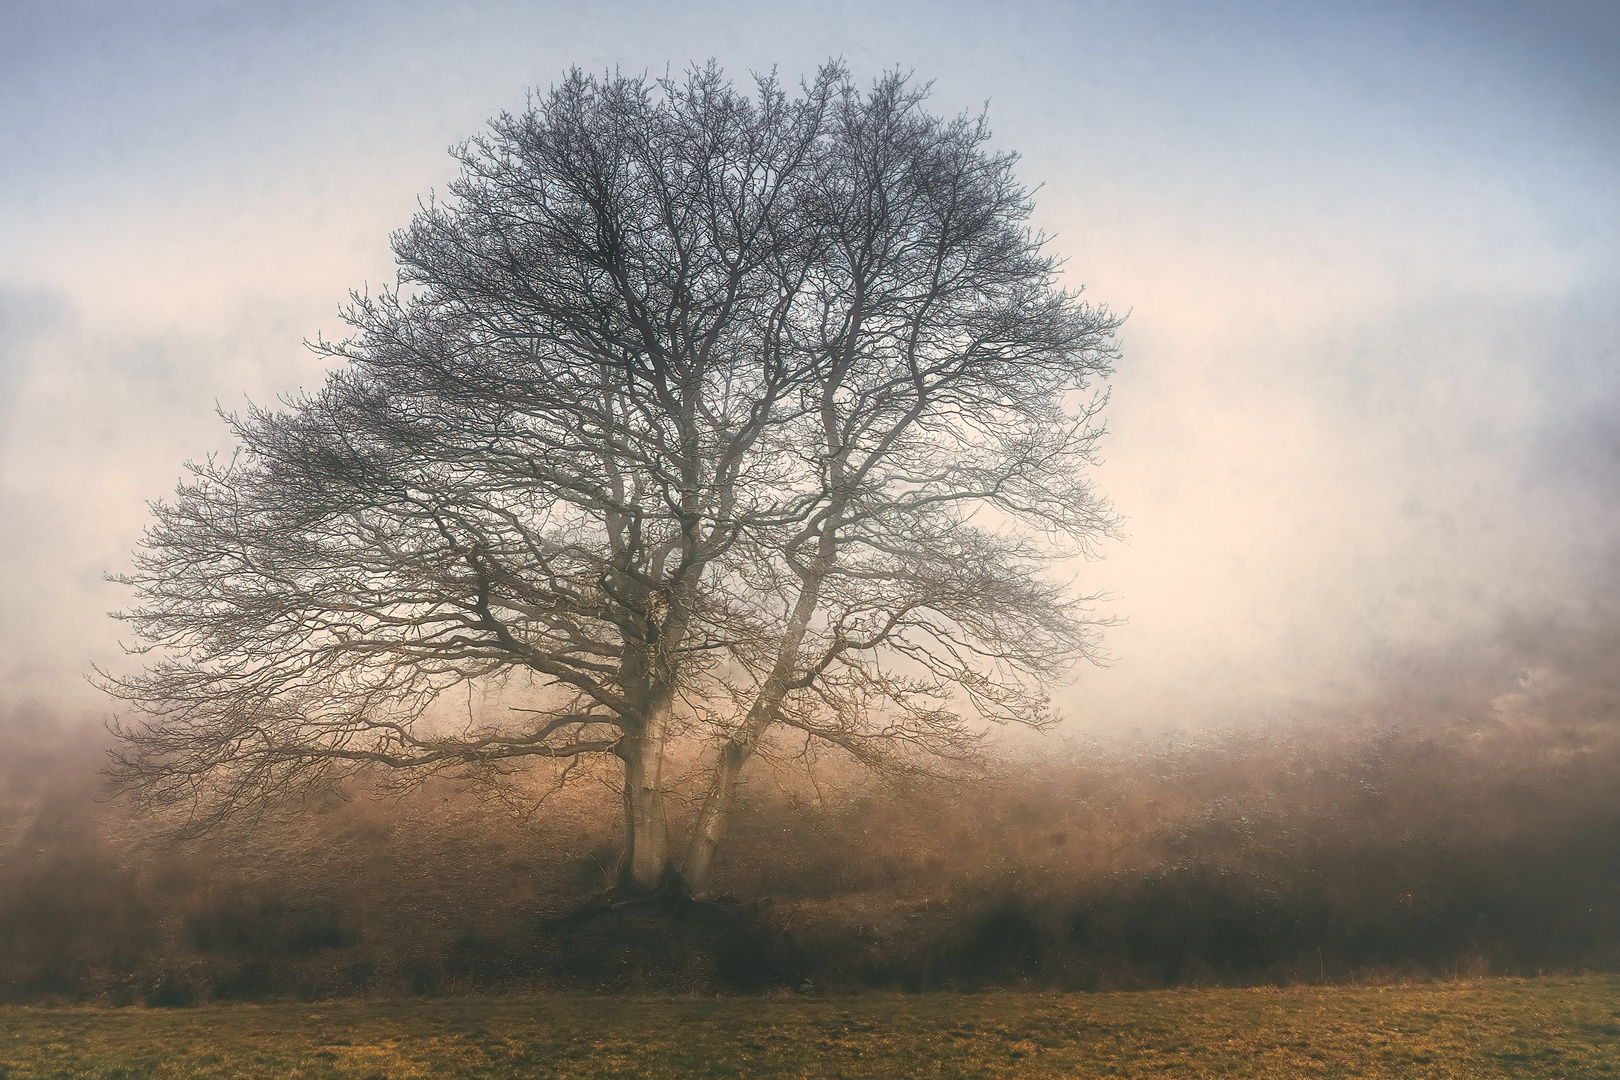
8,709,1620,1000
0,976,1615,1078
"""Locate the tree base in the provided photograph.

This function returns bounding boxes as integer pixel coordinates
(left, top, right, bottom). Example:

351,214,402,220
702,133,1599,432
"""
536,874,798,992
547,865,751,928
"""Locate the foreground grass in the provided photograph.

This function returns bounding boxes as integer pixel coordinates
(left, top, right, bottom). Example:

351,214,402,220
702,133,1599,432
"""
0,976,1616,1079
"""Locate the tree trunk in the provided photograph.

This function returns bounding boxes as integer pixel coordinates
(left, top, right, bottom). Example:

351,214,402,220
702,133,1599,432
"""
682,739,749,895
682,504,844,895
619,713,673,894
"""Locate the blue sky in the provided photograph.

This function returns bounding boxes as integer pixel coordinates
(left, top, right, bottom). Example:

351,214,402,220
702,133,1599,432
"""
2,0,1617,725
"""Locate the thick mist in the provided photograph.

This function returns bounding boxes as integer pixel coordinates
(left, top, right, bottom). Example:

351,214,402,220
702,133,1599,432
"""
2,0,1619,1000
3,1,1617,725
5,694,1618,998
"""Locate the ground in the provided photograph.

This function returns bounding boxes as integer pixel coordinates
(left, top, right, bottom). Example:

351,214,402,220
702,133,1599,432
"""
0,976,1615,1078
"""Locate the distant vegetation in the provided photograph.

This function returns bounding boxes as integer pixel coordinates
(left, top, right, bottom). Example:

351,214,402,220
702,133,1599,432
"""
3,691,1619,1003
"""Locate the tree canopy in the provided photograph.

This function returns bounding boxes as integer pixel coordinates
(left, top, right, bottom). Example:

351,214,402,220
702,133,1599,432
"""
102,62,1121,896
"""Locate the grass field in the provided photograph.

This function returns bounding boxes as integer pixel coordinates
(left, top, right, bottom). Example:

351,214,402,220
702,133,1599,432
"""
0,976,1616,1079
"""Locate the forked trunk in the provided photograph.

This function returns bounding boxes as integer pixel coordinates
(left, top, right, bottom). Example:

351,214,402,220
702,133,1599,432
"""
680,520,839,894
682,740,750,895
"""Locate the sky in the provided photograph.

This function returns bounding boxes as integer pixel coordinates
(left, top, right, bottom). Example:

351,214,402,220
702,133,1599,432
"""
2,0,1617,729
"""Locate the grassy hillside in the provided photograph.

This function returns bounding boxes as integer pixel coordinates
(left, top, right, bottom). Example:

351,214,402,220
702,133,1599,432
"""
4,700,1620,1000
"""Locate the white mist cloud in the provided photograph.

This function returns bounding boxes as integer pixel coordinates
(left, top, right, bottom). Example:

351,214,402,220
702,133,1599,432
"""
1,0,1616,726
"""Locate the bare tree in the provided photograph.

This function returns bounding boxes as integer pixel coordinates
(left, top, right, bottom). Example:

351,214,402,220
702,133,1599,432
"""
100,62,1121,898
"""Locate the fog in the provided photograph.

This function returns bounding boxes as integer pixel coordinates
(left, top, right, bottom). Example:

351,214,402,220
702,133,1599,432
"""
2,0,1620,1000
6,694,1620,997
2,0,1615,728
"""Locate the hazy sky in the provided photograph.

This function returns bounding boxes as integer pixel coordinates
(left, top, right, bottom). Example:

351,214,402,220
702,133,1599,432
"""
3,0,1617,727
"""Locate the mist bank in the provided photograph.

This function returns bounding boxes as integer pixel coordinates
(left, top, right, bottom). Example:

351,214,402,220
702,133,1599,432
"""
3,681,1617,1001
